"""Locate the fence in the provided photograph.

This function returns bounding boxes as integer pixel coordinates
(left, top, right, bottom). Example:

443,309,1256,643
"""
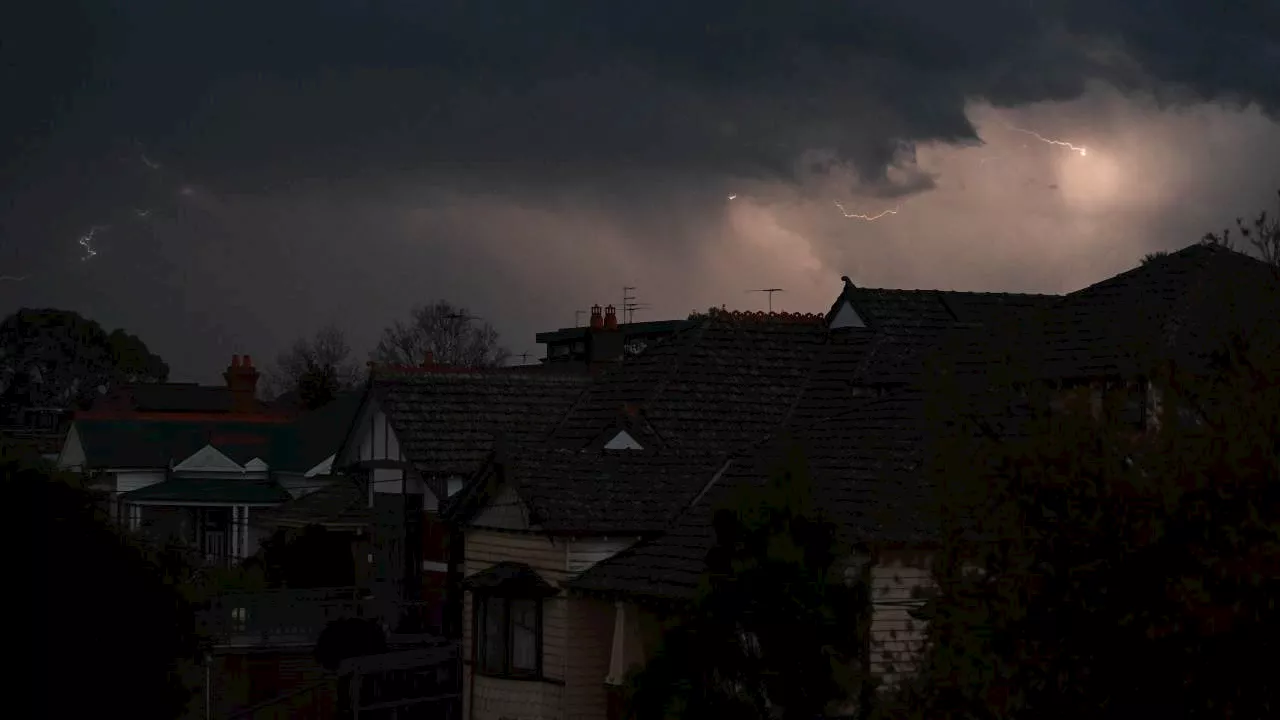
339,642,462,720
200,586,363,647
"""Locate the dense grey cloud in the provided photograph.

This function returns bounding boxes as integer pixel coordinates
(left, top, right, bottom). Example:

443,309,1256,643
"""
1,1,1278,381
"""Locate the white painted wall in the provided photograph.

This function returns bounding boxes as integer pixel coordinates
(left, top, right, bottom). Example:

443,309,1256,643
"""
349,402,434,507
603,430,644,451
55,425,86,471
830,301,867,329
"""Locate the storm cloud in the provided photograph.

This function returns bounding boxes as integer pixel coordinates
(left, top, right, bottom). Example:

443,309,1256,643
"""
2,1,1278,380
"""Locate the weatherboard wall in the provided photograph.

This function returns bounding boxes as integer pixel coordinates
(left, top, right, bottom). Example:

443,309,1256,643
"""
463,528,569,720
870,550,934,688
463,492,639,720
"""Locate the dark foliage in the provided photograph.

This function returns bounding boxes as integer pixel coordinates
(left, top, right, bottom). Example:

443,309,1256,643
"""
900,253,1280,718
315,617,388,672
0,308,168,412
18,444,198,719
253,524,357,589
626,444,872,720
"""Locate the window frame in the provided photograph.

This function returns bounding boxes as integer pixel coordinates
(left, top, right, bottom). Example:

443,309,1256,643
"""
475,593,544,680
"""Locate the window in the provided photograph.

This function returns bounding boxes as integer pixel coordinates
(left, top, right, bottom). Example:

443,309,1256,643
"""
476,594,543,678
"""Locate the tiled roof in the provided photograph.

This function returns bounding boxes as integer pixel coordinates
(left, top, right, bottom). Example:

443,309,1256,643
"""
120,477,292,505
568,249,1280,601
69,392,361,474
549,310,829,455
373,369,591,478
73,418,303,469
253,475,370,528
968,243,1278,380
499,447,728,534
290,391,363,471
568,391,933,600
827,284,1056,331
466,297,1039,542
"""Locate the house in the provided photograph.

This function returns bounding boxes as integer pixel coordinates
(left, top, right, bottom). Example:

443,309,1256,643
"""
54,355,365,565
553,242,1280,720
53,354,378,719
332,359,592,638
446,279,1073,720
535,307,691,366
447,307,841,720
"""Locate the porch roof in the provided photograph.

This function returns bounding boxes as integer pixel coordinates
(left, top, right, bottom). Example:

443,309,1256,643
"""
120,477,291,505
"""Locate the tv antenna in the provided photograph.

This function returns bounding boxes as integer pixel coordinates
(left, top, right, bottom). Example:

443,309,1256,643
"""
517,352,531,364
746,288,785,312
443,311,483,322
622,286,645,324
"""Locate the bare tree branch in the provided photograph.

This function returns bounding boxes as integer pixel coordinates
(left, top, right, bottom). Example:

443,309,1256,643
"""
264,323,362,407
370,300,510,368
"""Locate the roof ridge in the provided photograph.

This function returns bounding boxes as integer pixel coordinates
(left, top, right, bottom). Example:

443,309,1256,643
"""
636,315,714,416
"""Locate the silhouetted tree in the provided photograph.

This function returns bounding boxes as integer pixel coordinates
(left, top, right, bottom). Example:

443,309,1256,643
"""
899,260,1280,719
372,300,509,368
1203,189,1280,266
0,308,168,413
254,524,356,588
21,443,199,719
315,617,388,672
265,322,362,409
627,445,872,720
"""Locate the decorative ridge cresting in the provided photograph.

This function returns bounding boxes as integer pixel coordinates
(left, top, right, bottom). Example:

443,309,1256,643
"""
706,308,827,325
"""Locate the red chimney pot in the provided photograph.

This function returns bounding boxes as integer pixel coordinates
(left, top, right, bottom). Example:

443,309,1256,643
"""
423,351,436,367
589,305,605,331
603,304,618,331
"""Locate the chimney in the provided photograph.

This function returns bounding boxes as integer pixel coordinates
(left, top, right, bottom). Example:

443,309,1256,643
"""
586,304,625,367
223,354,261,414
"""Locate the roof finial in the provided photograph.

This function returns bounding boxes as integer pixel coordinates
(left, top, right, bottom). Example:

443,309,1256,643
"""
841,275,856,291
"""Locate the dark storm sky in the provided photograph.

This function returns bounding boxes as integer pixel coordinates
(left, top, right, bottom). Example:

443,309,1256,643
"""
3,1,1279,382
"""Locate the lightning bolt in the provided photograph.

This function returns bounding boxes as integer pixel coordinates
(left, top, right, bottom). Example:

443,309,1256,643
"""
79,226,102,261
141,155,161,170
0,275,28,282
1002,123,1088,157
833,200,901,221
727,194,738,201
